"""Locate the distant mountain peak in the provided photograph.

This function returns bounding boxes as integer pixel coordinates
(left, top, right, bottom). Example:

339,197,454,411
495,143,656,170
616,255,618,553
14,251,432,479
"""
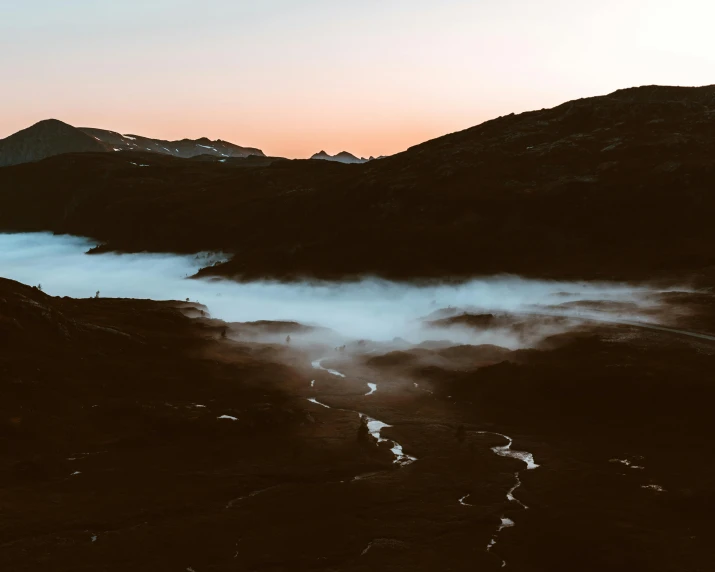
0,118,108,167
310,150,371,164
22,118,87,135
34,118,73,128
82,128,265,159
0,120,266,167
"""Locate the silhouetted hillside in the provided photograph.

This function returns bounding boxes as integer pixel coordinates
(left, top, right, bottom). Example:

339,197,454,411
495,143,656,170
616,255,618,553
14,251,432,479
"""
1,85,714,283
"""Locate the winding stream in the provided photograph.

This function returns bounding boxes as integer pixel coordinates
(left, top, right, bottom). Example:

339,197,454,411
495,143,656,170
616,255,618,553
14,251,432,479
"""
473,431,539,567
308,358,416,467
309,357,536,563
311,359,346,378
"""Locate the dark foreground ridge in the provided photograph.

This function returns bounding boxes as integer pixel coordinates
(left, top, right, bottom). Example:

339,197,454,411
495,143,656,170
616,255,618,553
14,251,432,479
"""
2,277,715,570
1,84,715,283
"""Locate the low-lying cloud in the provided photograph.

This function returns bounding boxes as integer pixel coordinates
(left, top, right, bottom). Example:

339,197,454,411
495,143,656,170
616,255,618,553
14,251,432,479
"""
0,232,679,347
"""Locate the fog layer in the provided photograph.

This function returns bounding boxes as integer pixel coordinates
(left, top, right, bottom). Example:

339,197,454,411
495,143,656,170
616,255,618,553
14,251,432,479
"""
0,233,671,345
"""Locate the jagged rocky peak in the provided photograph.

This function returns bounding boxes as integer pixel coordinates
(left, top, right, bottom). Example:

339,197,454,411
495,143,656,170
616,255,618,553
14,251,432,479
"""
310,150,370,164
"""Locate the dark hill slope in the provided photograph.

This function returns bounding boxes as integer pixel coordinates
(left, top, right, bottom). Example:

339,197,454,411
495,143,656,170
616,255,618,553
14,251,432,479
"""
0,119,108,167
0,277,400,570
1,85,714,282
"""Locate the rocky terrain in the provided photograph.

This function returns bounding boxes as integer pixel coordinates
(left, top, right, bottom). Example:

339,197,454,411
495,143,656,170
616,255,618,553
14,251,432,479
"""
0,277,393,571
2,276,714,571
0,120,264,167
1,85,714,284
3,84,715,569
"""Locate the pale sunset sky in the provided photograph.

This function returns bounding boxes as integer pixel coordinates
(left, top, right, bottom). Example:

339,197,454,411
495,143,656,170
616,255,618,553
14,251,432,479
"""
1,0,713,158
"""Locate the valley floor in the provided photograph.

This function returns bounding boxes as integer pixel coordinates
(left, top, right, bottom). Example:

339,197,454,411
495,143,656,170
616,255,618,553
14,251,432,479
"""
2,278,714,571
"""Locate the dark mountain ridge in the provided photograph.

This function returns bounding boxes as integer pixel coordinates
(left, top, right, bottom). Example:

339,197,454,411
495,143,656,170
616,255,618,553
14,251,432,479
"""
1,84,714,283
0,119,264,167
80,127,265,159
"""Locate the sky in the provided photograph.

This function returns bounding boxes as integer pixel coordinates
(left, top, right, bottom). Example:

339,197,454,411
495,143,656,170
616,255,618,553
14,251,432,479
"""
1,0,713,158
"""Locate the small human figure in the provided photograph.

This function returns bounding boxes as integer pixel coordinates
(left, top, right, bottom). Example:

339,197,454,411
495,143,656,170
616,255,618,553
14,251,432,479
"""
286,335,291,345
357,416,370,443
96,291,100,299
